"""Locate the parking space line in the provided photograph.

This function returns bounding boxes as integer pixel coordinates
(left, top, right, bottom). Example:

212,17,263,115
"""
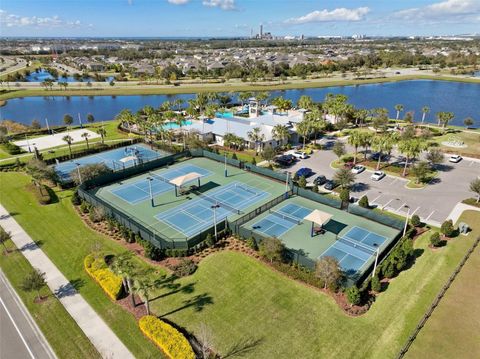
426,210,436,221
397,202,407,211
469,161,475,167
372,194,382,203
411,206,420,216
389,178,398,186
382,199,393,210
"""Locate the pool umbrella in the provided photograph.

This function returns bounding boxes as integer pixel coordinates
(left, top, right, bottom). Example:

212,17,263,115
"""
169,172,203,196
304,210,333,237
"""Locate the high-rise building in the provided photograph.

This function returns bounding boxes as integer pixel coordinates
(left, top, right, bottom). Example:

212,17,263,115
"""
260,24,263,38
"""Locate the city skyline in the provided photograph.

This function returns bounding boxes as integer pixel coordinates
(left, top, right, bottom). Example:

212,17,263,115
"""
1,0,480,38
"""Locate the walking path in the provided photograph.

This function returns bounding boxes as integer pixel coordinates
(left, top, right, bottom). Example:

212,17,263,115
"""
0,204,134,359
446,202,480,224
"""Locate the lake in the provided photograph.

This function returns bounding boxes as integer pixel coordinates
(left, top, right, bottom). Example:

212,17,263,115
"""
1,80,479,127
25,69,114,83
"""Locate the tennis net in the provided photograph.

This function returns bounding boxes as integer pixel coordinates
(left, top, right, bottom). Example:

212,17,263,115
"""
235,184,259,196
197,192,241,214
269,210,301,225
149,172,171,184
338,236,376,256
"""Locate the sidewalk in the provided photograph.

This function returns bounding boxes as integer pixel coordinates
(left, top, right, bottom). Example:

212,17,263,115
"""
0,204,134,359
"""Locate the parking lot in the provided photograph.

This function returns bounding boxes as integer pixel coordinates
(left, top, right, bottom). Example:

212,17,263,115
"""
284,139,479,226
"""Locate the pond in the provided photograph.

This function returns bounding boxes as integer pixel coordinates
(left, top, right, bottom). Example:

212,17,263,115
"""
25,69,114,83
1,80,479,127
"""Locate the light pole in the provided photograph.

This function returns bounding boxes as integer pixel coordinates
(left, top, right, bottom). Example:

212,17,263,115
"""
211,204,220,239
403,205,410,237
147,177,154,207
45,118,51,134
372,248,380,278
285,171,290,199
76,163,82,184
224,152,228,177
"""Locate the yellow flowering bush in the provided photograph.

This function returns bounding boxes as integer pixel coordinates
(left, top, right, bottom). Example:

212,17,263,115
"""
84,254,123,300
139,315,195,359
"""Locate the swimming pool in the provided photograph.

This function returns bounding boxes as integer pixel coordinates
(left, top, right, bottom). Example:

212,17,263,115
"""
215,112,234,119
162,120,193,129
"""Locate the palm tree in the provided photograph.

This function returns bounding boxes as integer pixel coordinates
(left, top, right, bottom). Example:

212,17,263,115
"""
86,113,95,124
96,128,106,145
437,111,455,131
133,275,159,316
62,135,73,157
238,92,252,106
255,91,270,107
371,133,396,170
333,168,356,189
81,132,90,150
398,138,425,177
247,127,265,154
347,130,363,165
359,132,374,161
421,106,430,125
116,109,135,132
111,253,137,307
63,114,73,128
296,120,311,150
297,95,314,110
394,104,404,121
271,124,290,147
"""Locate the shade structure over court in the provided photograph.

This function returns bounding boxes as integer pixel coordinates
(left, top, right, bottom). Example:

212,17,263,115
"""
170,172,203,187
305,209,333,237
119,155,137,163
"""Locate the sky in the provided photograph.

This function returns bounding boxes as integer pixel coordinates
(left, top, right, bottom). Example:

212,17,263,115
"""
0,0,479,38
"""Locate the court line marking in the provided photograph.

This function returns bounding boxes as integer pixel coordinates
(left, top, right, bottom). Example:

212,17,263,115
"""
254,218,290,237
0,296,35,359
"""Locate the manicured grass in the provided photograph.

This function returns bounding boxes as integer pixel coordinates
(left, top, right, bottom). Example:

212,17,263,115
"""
146,215,479,358
1,75,479,101
405,210,480,359
0,172,164,359
432,130,480,158
0,239,101,359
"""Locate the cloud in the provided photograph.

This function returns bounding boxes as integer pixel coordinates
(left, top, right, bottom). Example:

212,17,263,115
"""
285,7,370,24
394,0,480,22
167,0,191,4
0,9,84,28
202,0,236,11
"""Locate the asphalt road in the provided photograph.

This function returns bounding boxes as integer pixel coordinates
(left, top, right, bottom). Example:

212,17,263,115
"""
286,138,479,225
0,270,56,359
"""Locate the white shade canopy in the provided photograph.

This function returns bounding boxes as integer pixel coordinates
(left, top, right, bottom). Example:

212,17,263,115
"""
169,172,202,187
304,209,333,226
119,155,137,163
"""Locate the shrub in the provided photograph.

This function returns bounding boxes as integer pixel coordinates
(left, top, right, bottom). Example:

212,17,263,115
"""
246,237,258,251
371,276,381,292
205,233,214,247
410,214,421,227
441,220,455,237
251,157,256,165
341,155,354,163
231,153,238,160
139,239,164,261
84,254,123,300
346,285,361,306
89,207,105,223
30,184,52,205
312,184,319,193
71,190,81,206
80,201,90,214
171,259,197,277
2,141,23,155
358,195,369,208
430,232,441,247
138,315,195,359
298,176,307,189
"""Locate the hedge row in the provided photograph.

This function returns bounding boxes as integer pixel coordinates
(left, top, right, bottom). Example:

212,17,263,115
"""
84,254,123,300
1,142,23,155
138,315,195,359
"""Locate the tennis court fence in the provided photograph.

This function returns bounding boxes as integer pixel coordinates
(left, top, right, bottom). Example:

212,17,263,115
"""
348,205,404,230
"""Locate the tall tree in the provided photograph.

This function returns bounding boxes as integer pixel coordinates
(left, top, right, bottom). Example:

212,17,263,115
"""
96,128,106,145
371,133,396,170
297,95,314,110
421,106,430,125
463,117,474,129
333,168,356,189
398,139,425,177
315,256,343,290
271,124,290,147
259,237,284,263
436,111,455,130
63,114,73,128
81,132,90,150
296,120,311,150
394,104,404,121
470,178,480,202
86,113,95,124
347,130,363,165
62,135,74,157
247,127,265,154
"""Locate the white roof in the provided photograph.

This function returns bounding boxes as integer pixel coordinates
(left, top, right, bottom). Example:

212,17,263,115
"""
169,172,202,187
304,209,333,225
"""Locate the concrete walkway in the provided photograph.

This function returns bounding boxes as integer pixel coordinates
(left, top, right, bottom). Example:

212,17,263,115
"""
446,202,480,224
0,204,134,359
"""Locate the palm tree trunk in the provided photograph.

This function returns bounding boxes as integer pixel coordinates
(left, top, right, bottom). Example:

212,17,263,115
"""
302,136,306,150
86,139,89,150
353,147,358,165
68,144,72,158
376,154,382,170
422,113,426,124
145,297,150,315
403,158,409,177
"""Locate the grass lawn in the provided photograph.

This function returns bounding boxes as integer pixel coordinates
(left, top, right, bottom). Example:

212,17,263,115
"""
432,130,480,158
405,210,480,359
1,170,478,358
0,239,101,359
145,215,479,358
0,172,164,359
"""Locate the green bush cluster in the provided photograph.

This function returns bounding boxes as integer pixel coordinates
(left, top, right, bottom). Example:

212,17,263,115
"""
410,214,421,227
358,195,369,208
270,261,325,289
84,254,123,300
379,237,414,279
430,232,441,247
1,142,23,155
171,259,197,277
138,315,195,359
441,220,455,237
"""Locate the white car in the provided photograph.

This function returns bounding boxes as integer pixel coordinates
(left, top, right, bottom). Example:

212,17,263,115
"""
351,165,366,174
371,171,386,181
449,155,462,163
291,151,308,159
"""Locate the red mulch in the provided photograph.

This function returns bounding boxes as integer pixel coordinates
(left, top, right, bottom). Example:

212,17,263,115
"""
117,294,147,320
33,296,49,304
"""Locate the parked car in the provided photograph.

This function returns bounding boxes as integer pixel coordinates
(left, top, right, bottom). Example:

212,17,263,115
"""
351,165,366,174
292,151,308,159
295,167,313,178
324,180,338,191
313,175,327,185
449,155,462,163
371,171,386,181
275,155,295,167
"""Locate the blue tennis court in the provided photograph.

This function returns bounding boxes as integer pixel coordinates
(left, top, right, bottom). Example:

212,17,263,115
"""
54,144,166,181
252,203,312,238
155,181,269,237
110,164,212,204
319,226,386,274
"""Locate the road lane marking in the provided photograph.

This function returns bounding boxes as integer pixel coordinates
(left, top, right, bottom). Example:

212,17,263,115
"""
0,296,36,359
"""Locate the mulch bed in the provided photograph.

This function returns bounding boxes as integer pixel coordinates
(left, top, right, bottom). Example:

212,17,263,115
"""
117,294,147,320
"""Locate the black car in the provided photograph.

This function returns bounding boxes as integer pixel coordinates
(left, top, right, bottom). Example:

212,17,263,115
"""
324,180,338,191
275,154,295,167
313,175,327,185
